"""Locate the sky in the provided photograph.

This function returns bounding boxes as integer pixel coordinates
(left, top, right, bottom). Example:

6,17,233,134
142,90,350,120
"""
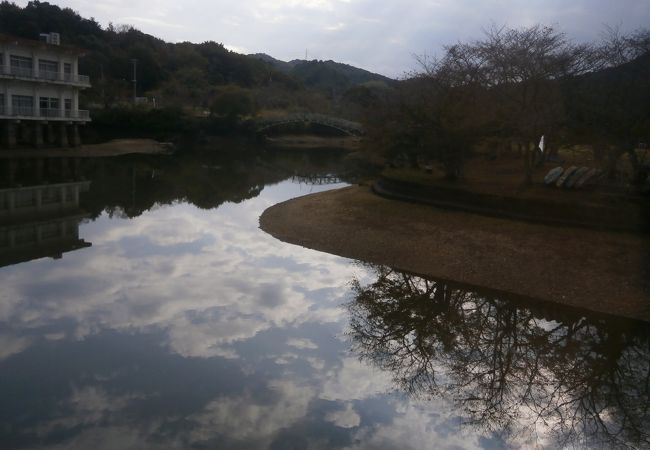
14,0,650,77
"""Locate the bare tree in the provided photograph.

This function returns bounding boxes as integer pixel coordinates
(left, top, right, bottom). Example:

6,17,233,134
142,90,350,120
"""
363,51,487,179
464,25,594,183
348,265,650,448
570,26,650,185
365,24,649,187
597,25,650,68
366,24,597,183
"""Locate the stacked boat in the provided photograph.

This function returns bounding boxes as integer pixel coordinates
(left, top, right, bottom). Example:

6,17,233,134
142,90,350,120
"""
544,166,600,188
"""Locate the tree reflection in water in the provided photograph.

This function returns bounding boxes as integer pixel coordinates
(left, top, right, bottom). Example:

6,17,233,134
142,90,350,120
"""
348,265,650,449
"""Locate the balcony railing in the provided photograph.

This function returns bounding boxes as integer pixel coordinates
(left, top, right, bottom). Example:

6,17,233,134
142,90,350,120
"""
39,69,60,81
0,106,90,120
40,108,62,118
10,66,33,78
12,105,34,116
42,108,91,120
65,73,90,84
0,67,90,86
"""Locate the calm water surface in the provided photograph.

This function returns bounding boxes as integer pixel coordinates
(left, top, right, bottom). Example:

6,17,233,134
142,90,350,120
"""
0,150,648,449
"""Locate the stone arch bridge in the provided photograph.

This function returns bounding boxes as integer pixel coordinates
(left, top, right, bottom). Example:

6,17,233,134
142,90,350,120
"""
254,113,364,136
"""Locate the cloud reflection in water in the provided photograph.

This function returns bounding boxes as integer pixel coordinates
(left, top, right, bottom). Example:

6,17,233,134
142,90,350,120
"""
3,169,641,449
0,178,491,449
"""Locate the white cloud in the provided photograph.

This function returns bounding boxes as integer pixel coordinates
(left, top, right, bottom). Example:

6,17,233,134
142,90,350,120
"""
224,44,250,54
0,334,32,360
115,16,184,28
287,337,319,349
348,400,484,450
325,22,346,31
32,386,147,437
0,181,359,362
325,402,361,428
189,379,314,444
321,357,393,401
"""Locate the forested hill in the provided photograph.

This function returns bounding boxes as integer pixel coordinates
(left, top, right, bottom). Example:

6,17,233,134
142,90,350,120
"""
0,1,390,112
249,53,395,93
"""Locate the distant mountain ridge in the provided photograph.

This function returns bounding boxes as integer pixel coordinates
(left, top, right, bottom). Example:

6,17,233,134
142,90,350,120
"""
0,1,397,112
249,53,395,93
248,53,296,72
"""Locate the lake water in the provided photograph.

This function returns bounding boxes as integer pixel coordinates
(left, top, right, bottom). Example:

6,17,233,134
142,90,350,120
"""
0,149,648,449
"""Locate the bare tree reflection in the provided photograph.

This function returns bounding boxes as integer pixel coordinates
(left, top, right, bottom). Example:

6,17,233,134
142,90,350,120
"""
348,266,650,448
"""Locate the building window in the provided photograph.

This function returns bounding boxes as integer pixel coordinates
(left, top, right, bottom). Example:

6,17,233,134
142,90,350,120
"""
64,63,72,81
40,97,60,118
64,98,72,117
12,95,33,116
10,55,32,77
39,59,59,80
0,94,4,115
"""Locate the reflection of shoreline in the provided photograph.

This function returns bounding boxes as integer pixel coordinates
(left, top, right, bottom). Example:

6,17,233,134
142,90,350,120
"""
265,135,361,150
0,181,92,268
260,185,650,322
0,139,171,159
348,265,650,449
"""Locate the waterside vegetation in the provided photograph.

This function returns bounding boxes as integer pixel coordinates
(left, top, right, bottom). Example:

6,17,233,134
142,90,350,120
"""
360,24,649,196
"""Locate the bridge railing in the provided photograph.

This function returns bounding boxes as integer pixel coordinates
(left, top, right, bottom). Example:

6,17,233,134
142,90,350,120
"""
291,175,344,185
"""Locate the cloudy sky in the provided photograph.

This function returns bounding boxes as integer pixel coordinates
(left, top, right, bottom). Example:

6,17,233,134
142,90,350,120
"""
15,0,650,77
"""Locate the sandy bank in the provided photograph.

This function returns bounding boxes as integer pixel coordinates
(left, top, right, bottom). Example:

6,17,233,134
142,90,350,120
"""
260,185,650,322
0,139,172,159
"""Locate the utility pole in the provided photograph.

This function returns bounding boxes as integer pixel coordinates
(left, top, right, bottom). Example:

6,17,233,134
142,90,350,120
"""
130,59,137,103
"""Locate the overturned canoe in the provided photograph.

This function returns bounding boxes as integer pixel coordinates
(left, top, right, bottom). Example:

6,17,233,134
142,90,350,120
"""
544,166,564,185
556,166,577,188
566,166,589,188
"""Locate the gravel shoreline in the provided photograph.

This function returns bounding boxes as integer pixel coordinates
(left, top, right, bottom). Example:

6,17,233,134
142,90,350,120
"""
260,185,650,322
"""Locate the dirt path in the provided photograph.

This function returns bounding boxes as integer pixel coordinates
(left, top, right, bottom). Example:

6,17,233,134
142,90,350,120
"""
260,185,650,321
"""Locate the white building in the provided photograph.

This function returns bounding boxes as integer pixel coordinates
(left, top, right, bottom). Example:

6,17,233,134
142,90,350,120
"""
0,32,91,148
